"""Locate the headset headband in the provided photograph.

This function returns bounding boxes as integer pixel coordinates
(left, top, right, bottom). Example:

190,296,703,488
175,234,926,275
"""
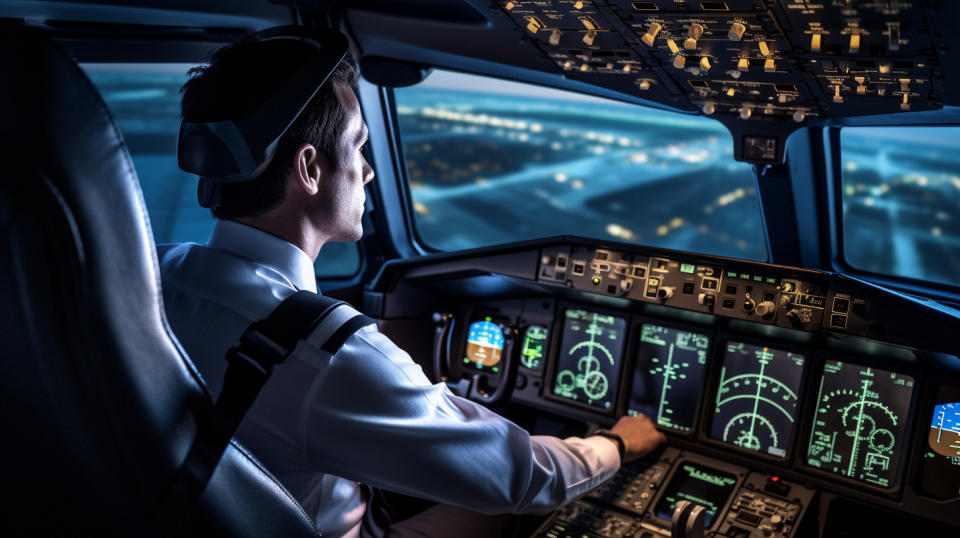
177,26,349,206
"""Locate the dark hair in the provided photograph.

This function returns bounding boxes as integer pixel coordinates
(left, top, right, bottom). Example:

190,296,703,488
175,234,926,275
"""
180,38,358,219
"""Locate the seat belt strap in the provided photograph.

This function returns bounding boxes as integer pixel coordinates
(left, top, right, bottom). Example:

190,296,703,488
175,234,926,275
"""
158,290,375,524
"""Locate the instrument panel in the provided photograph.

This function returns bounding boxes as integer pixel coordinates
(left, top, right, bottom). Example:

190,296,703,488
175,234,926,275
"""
366,236,960,534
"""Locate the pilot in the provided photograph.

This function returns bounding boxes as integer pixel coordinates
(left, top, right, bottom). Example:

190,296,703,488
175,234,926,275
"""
158,35,667,537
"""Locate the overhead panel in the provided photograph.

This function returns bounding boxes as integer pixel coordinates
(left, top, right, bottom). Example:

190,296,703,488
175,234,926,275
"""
494,0,943,121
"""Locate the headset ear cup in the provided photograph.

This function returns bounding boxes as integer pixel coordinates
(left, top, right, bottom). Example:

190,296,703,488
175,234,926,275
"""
198,178,221,209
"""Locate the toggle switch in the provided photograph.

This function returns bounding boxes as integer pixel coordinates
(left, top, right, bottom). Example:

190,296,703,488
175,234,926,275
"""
764,58,776,72
700,56,712,71
666,39,679,54
728,22,745,41
737,57,749,71
582,30,597,46
549,29,562,45
901,93,910,110
758,40,771,57
685,23,703,50
726,87,736,97
833,85,843,103
638,79,651,90
855,76,866,94
673,54,686,69
849,33,860,54
810,33,821,53
641,22,661,46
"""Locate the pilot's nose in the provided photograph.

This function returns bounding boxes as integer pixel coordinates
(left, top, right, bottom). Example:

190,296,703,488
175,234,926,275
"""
362,155,375,185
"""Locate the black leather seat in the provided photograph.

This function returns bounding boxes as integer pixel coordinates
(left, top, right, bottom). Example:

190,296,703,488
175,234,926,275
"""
0,24,320,536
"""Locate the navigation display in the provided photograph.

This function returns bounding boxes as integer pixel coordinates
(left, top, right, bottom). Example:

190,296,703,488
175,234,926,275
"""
628,324,710,432
520,325,549,370
710,342,806,458
463,314,505,373
553,309,627,410
654,462,737,528
806,360,915,488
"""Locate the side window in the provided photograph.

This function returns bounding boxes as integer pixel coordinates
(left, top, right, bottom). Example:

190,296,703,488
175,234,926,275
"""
81,63,360,278
840,126,960,288
392,69,767,261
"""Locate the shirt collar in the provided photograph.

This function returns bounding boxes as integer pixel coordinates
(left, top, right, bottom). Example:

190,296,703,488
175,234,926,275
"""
207,219,317,293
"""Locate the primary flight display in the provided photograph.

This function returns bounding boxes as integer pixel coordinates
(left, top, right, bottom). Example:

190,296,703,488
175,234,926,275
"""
709,342,807,458
806,360,915,488
628,324,710,432
553,309,627,409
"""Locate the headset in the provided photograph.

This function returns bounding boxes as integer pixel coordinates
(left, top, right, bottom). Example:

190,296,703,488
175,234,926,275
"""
177,26,349,208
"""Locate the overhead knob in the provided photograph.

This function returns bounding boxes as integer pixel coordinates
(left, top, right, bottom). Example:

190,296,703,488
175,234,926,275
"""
728,22,745,41
684,23,703,50
673,54,686,69
549,29,562,45
756,300,777,318
641,22,662,47
658,287,675,299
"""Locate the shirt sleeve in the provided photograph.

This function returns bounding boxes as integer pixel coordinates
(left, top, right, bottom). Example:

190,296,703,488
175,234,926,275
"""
299,325,621,515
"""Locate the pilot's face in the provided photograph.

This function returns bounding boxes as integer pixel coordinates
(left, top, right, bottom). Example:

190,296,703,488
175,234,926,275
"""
321,81,374,242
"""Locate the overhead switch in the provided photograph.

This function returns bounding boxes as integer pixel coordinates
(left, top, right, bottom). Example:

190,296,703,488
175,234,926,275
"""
764,58,776,72
833,85,843,103
702,101,716,115
810,33,821,53
739,105,752,120
673,54,686,69
638,79,652,90
737,57,749,71
685,23,703,50
641,22,661,46
549,29,562,45
583,30,597,46
758,40,771,57
792,110,806,123
700,56,712,72
728,22,745,42
666,39,680,54
849,34,860,54
879,61,892,74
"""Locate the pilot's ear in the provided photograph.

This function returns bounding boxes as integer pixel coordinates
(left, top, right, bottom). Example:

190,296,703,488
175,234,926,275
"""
294,143,330,195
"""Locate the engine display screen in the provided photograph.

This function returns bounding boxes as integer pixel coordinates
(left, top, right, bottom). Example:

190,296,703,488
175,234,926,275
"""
520,325,549,371
917,385,960,500
628,324,710,432
552,309,627,410
463,314,505,373
709,342,806,458
806,360,915,488
654,462,737,528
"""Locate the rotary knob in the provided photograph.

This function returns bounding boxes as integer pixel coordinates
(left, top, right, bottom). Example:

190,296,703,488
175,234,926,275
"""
658,287,675,299
755,300,777,318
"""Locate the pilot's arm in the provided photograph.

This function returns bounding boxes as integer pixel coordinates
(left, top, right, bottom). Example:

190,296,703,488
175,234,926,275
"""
300,323,665,514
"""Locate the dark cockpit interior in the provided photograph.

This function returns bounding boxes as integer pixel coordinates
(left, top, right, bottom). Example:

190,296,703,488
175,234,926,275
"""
2,1,960,536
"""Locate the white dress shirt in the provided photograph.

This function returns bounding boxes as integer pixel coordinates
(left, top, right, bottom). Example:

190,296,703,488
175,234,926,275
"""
157,219,620,537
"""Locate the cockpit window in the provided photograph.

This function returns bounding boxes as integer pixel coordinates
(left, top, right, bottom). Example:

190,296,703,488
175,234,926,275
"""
840,127,960,288
80,63,360,278
393,69,767,261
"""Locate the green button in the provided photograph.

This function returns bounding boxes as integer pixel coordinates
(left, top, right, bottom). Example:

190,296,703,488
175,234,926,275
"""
592,276,601,286
680,263,695,274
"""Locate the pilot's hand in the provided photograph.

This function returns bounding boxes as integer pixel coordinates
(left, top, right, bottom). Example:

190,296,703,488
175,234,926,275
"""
610,414,667,462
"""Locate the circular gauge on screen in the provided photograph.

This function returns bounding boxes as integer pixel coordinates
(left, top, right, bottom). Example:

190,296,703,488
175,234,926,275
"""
464,316,505,372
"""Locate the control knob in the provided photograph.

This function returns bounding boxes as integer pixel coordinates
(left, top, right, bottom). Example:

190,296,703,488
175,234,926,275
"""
755,300,777,318
658,287,675,299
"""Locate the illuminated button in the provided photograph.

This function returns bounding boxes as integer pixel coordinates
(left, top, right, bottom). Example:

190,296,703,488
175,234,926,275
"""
505,1,515,10
763,58,776,72
899,78,911,92
574,0,584,8
737,57,749,71
666,39,679,54
592,276,602,286
810,33,821,53
901,93,910,110
849,33,860,54
623,64,632,73
700,56,712,71
833,85,843,103
702,101,716,114
580,63,590,72
641,22,661,46
879,61,892,74
728,22,745,41
739,105,752,119
525,17,542,35
684,23,703,50
638,79,652,90
673,54,686,69
758,40,771,57
549,29,562,45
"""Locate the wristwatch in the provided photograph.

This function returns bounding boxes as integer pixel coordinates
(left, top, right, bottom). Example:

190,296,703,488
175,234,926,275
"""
591,428,626,460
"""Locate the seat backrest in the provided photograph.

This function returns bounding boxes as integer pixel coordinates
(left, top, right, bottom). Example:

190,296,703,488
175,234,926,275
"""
0,24,319,536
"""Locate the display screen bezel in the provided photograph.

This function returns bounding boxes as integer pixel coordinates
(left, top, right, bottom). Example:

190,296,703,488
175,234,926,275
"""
543,303,631,416
797,352,921,494
626,317,716,436
698,332,811,463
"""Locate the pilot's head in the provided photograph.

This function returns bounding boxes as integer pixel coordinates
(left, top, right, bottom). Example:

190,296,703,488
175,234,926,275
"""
180,38,374,249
